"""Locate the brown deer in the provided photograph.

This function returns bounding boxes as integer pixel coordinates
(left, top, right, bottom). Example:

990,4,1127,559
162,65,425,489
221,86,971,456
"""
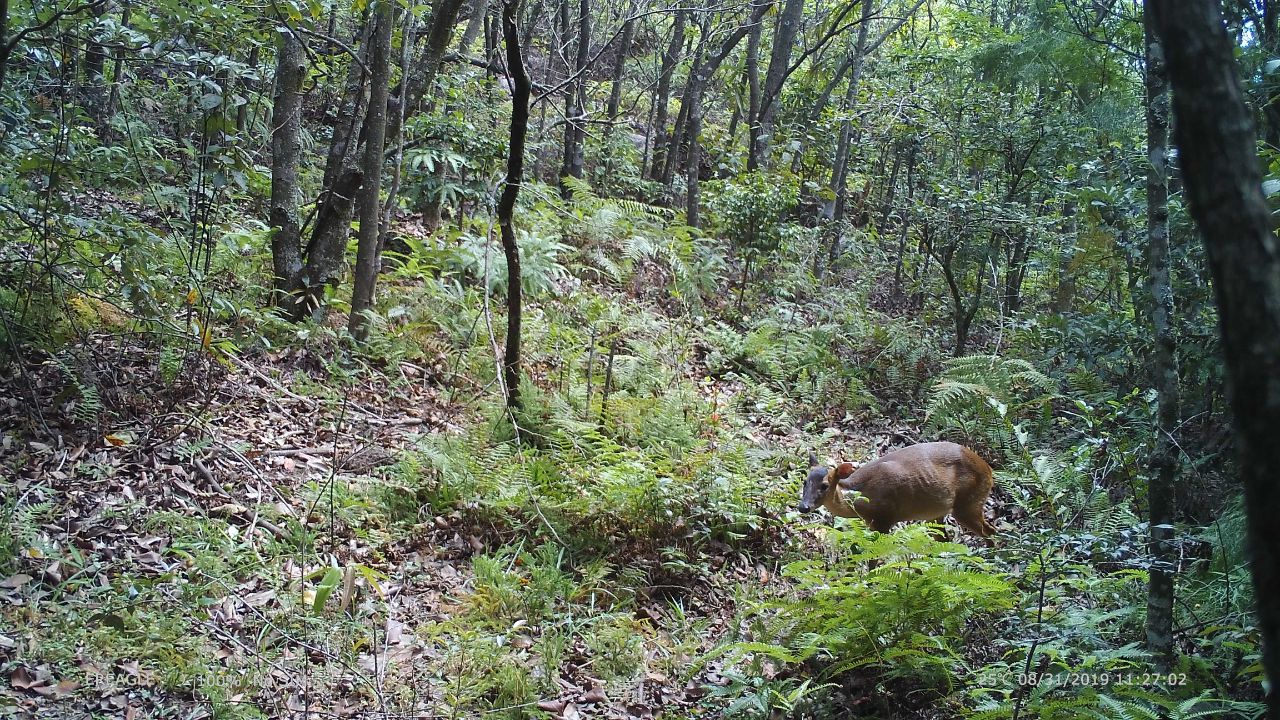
799,442,997,537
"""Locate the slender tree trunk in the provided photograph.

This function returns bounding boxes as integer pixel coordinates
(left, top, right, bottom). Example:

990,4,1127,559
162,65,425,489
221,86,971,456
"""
103,2,133,136
685,92,702,226
0,0,10,94
745,16,762,161
293,17,371,322
584,326,596,418
349,0,394,343
749,0,805,170
235,45,260,132
641,90,656,172
486,8,498,60
661,17,701,194
1052,200,1078,314
826,0,874,221
268,30,306,309
385,0,467,154
600,334,618,422
677,1,768,208
936,245,982,357
458,0,488,53
321,15,372,193
518,0,542,47
1002,231,1029,314
648,10,686,181
878,143,902,233
726,100,740,150
890,139,918,295
557,0,577,197
606,3,637,122
532,19,556,181
564,0,590,192
82,1,108,124
416,0,481,230
807,55,853,123
1143,7,1179,672
661,73,691,191
499,0,531,410
378,9,416,265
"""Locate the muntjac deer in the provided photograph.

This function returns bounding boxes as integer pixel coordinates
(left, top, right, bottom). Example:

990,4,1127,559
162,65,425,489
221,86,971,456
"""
799,442,997,537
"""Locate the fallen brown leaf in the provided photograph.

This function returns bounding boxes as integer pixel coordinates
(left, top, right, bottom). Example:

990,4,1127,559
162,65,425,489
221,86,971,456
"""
580,687,607,704
537,699,567,713
0,574,32,589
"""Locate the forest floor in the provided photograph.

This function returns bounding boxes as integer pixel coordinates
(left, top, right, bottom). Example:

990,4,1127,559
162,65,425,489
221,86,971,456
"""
0,293,909,719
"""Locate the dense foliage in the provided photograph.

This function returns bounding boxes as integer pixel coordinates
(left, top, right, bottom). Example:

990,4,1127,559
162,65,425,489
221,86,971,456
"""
0,0,1273,718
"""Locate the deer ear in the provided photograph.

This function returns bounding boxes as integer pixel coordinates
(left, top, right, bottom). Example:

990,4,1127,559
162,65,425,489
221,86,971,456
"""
833,462,856,480
807,452,818,468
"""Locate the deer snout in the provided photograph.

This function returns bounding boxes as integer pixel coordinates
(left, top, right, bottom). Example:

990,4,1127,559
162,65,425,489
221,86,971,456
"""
798,502,816,514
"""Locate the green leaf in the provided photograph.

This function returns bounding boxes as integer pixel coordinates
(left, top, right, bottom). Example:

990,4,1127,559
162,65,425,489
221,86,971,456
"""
313,566,343,612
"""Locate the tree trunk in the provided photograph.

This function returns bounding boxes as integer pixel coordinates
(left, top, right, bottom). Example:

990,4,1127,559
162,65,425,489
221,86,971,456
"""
600,335,618,422
293,17,372,322
520,0,543,47
499,0,531,410
268,30,306,309
678,1,769,208
385,0,467,155
531,9,556,181
685,90,702,226
891,139,918,295
726,100,740,150
647,11,686,181
556,0,571,194
826,0,874,221
745,15,762,161
878,143,902,233
379,8,416,264
936,244,983,357
749,0,805,170
661,10,704,196
0,0,10,95
458,0,488,53
1001,232,1028,315
348,0,394,343
1052,199,1077,314
606,4,637,122
103,2,133,136
235,45,260,132
1142,7,1179,672
1152,2,1280,710
82,1,108,124
559,0,589,195
424,19,462,230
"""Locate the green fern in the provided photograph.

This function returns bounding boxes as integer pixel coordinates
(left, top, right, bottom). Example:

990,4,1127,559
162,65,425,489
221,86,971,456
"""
54,353,103,425
556,176,686,285
926,354,1057,463
720,524,1014,694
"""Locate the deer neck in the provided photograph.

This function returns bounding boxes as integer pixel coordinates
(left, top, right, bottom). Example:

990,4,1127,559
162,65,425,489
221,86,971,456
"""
822,483,862,519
